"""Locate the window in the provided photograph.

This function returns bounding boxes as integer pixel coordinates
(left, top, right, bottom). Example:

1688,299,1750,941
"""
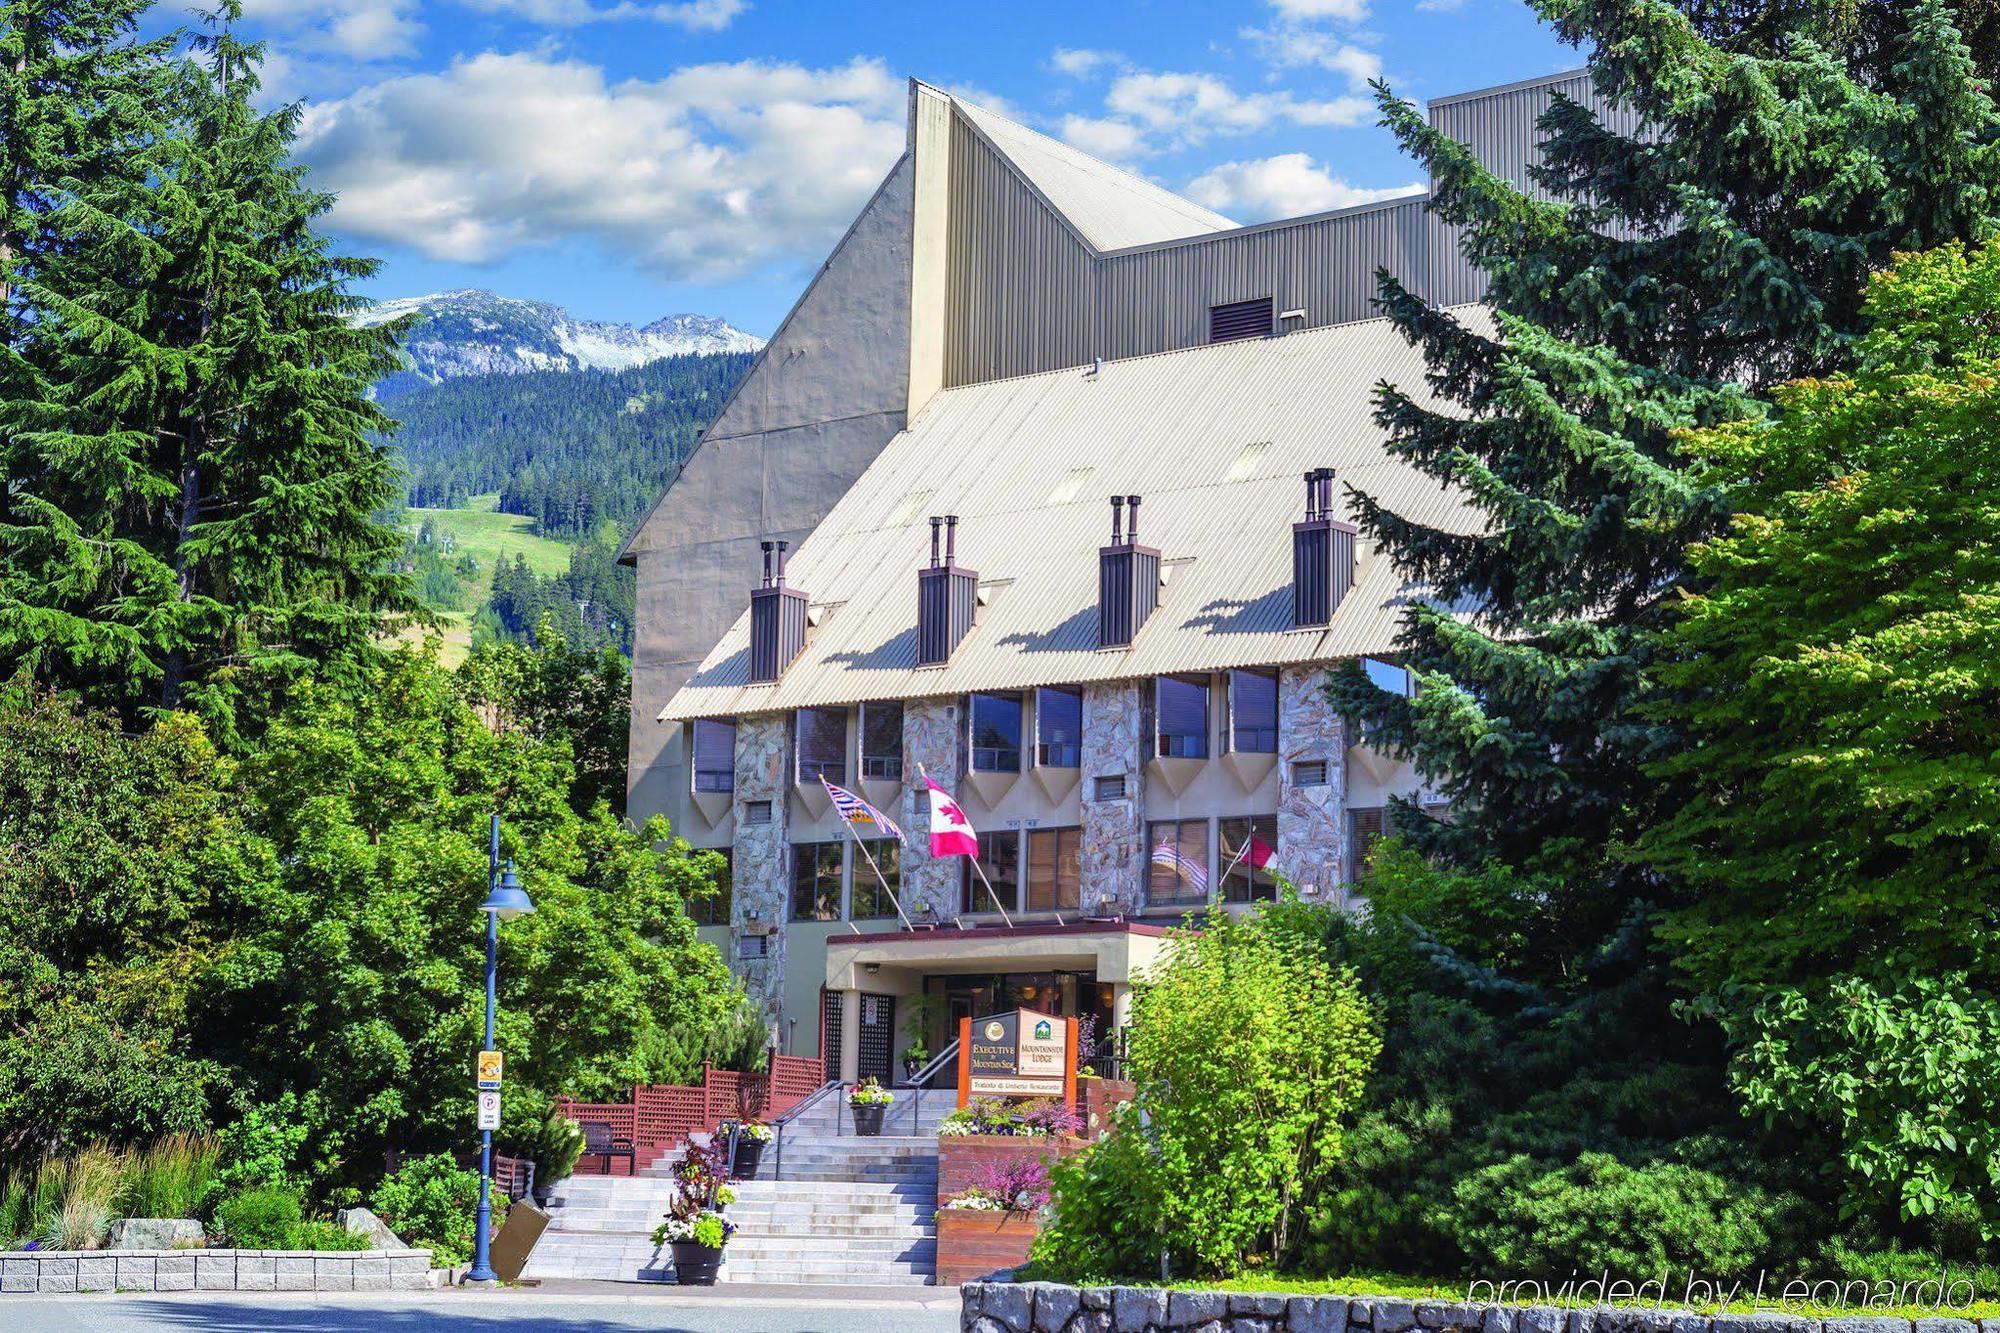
1026,827,1081,911
1093,774,1127,802
850,838,901,920
1036,686,1083,768
1155,675,1210,760
1219,816,1279,903
1227,669,1278,754
738,935,768,960
1147,819,1209,907
960,830,1020,914
692,719,736,793
1292,759,1329,787
969,692,1024,773
790,841,844,921
1348,807,1388,881
795,707,847,785
861,702,904,781
1209,297,1274,343
689,847,733,926
743,799,773,825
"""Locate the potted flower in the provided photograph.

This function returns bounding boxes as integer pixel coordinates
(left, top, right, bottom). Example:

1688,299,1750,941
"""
653,1209,734,1285
721,1119,774,1179
901,1036,930,1082
848,1077,894,1136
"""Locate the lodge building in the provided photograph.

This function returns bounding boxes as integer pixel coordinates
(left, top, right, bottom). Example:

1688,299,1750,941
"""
619,71,1630,1084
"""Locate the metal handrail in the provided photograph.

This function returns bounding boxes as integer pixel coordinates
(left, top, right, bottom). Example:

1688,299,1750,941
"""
768,1078,842,1182
896,1037,960,1135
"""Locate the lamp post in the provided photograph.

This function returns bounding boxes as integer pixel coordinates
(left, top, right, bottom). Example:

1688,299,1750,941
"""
468,814,535,1285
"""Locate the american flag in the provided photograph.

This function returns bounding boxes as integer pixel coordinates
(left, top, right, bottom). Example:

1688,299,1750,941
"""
1150,840,1208,893
821,777,905,843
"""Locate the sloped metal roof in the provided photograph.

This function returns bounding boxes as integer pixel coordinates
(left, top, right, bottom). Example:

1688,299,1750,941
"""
954,100,1237,252
660,313,1487,723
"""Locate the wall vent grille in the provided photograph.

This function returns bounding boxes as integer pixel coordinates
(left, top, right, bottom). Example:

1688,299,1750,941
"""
1209,297,1275,343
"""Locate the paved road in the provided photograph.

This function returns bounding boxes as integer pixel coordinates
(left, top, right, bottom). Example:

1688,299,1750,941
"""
3,1284,964,1332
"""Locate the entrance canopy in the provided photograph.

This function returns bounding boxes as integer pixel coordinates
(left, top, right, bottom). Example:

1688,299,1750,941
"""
823,920,1176,991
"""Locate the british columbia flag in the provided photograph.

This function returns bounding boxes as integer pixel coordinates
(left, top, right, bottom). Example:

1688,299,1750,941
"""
821,776,905,842
1150,840,1209,893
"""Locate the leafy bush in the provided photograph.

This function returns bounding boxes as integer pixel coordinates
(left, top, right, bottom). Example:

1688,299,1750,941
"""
1035,901,1380,1278
214,1183,304,1249
372,1154,490,1266
288,1218,371,1251
212,1098,312,1198
938,1097,1080,1138
119,1135,220,1220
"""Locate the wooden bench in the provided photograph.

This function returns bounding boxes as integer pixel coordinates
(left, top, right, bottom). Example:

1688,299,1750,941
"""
579,1120,636,1175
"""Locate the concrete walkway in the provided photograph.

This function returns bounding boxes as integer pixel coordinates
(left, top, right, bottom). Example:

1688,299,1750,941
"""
1,1282,963,1332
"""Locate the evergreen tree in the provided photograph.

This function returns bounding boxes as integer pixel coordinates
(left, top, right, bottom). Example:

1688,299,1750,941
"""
1332,0,1999,900
0,3,420,740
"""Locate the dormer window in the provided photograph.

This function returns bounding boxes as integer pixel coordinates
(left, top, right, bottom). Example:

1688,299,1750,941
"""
1035,686,1083,768
795,707,846,785
691,718,736,793
860,702,903,781
1225,669,1278,754
1155,675,1210,760
969,692,1024,773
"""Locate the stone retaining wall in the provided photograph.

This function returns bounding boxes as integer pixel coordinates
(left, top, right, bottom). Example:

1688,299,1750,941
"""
1,1247,434,1294
960,1285,2000,1333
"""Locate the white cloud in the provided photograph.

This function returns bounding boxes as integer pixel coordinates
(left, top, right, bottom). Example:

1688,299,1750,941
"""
1184,152,1422,220
1416,0,1467,9
295,53,905,281
1065,70,1371,157
243,0,423,60
1049,47,1118,78
1059,114,1148,160
458,0,748,29
1243,25,1382,85
1269,0,1369,18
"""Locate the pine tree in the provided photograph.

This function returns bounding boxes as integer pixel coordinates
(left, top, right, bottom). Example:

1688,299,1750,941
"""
1331,1,1999,911
0,3,421,739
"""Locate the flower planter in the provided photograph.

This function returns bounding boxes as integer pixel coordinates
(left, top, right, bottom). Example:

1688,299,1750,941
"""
670,1241,723,1285
731,1139,766,1179
850,1103,886,1136
935,1208,1041,1286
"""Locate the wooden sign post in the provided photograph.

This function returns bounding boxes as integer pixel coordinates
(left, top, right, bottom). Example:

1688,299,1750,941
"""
957,1008,1076,1108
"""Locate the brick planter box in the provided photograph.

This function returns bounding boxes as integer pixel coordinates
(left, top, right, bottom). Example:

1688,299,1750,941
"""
937,1133,1087,1208
0,1248,434,1295
936,1208,1042,1286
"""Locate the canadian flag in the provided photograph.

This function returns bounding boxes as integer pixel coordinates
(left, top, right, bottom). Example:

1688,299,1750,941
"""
1245,835,1280,873
924,775,979,858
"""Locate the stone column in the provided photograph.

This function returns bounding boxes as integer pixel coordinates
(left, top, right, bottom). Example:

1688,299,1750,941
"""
1277,665,1347,898
900,696,964,921
731,713,790,1021
1079,682,1146,916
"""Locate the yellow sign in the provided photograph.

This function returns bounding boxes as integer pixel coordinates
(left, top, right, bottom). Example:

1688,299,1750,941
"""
477,1049,503,1091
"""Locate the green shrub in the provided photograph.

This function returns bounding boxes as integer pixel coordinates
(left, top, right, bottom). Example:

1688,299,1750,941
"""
372,1154,491,1266
1034,901,1380,1278
212,1098,312,1198
1447,1152,1801,1277
287,1218,371,1251
119,1134,221,1220
214,1183,304,1249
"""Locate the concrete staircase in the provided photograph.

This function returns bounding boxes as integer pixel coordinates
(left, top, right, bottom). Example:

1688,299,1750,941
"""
520,1083,957,1286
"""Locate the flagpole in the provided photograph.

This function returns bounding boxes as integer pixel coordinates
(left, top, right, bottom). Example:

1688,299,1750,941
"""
918,763,1014,929
822,776,914,931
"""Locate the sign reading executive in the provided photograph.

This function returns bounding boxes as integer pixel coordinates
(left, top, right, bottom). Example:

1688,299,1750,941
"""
960,1007,1073,1101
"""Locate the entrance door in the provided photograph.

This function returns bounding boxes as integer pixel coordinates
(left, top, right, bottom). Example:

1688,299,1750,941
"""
857,992,895,1086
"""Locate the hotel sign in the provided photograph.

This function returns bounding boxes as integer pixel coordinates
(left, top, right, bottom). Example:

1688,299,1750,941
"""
962,1007,1073,1100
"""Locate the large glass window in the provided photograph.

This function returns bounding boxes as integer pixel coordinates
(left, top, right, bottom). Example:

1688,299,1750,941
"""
689,847,733,925
1035,686,1083,768
1155,676,1210,759
969,692,1024,773
1146,818,1209,907
960,830,1020,914
860,702,904,781
1227,669,1278,754
795,707,847,786
692,718,736,793
790,841,844,921
850,838,901,920
1025,827,1081,911
1219,815,1279,903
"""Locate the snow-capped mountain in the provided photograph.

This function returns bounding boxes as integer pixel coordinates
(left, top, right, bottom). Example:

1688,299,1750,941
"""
356,288,763,384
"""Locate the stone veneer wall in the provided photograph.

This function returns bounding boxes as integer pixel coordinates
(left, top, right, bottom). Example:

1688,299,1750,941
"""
1079,683,1146,915
961,1287,1997,1333
1,1248,434,1295
901,696,965,920
731,712,790,1017
1276,666,1347,896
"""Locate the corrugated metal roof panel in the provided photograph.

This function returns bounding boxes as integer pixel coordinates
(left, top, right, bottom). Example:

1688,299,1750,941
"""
954,101,1237,252
661,312,1487,722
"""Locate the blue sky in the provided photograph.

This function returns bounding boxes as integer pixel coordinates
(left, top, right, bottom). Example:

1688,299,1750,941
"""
235,0,1576,334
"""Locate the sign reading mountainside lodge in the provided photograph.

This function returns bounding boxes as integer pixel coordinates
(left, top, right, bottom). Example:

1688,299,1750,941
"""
957,1007,1076,1105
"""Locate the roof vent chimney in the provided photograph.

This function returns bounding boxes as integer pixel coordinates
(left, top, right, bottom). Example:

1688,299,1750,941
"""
918,514,978,667
749,540,808,681
1293,468,1356,629
1099,493,1160,649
